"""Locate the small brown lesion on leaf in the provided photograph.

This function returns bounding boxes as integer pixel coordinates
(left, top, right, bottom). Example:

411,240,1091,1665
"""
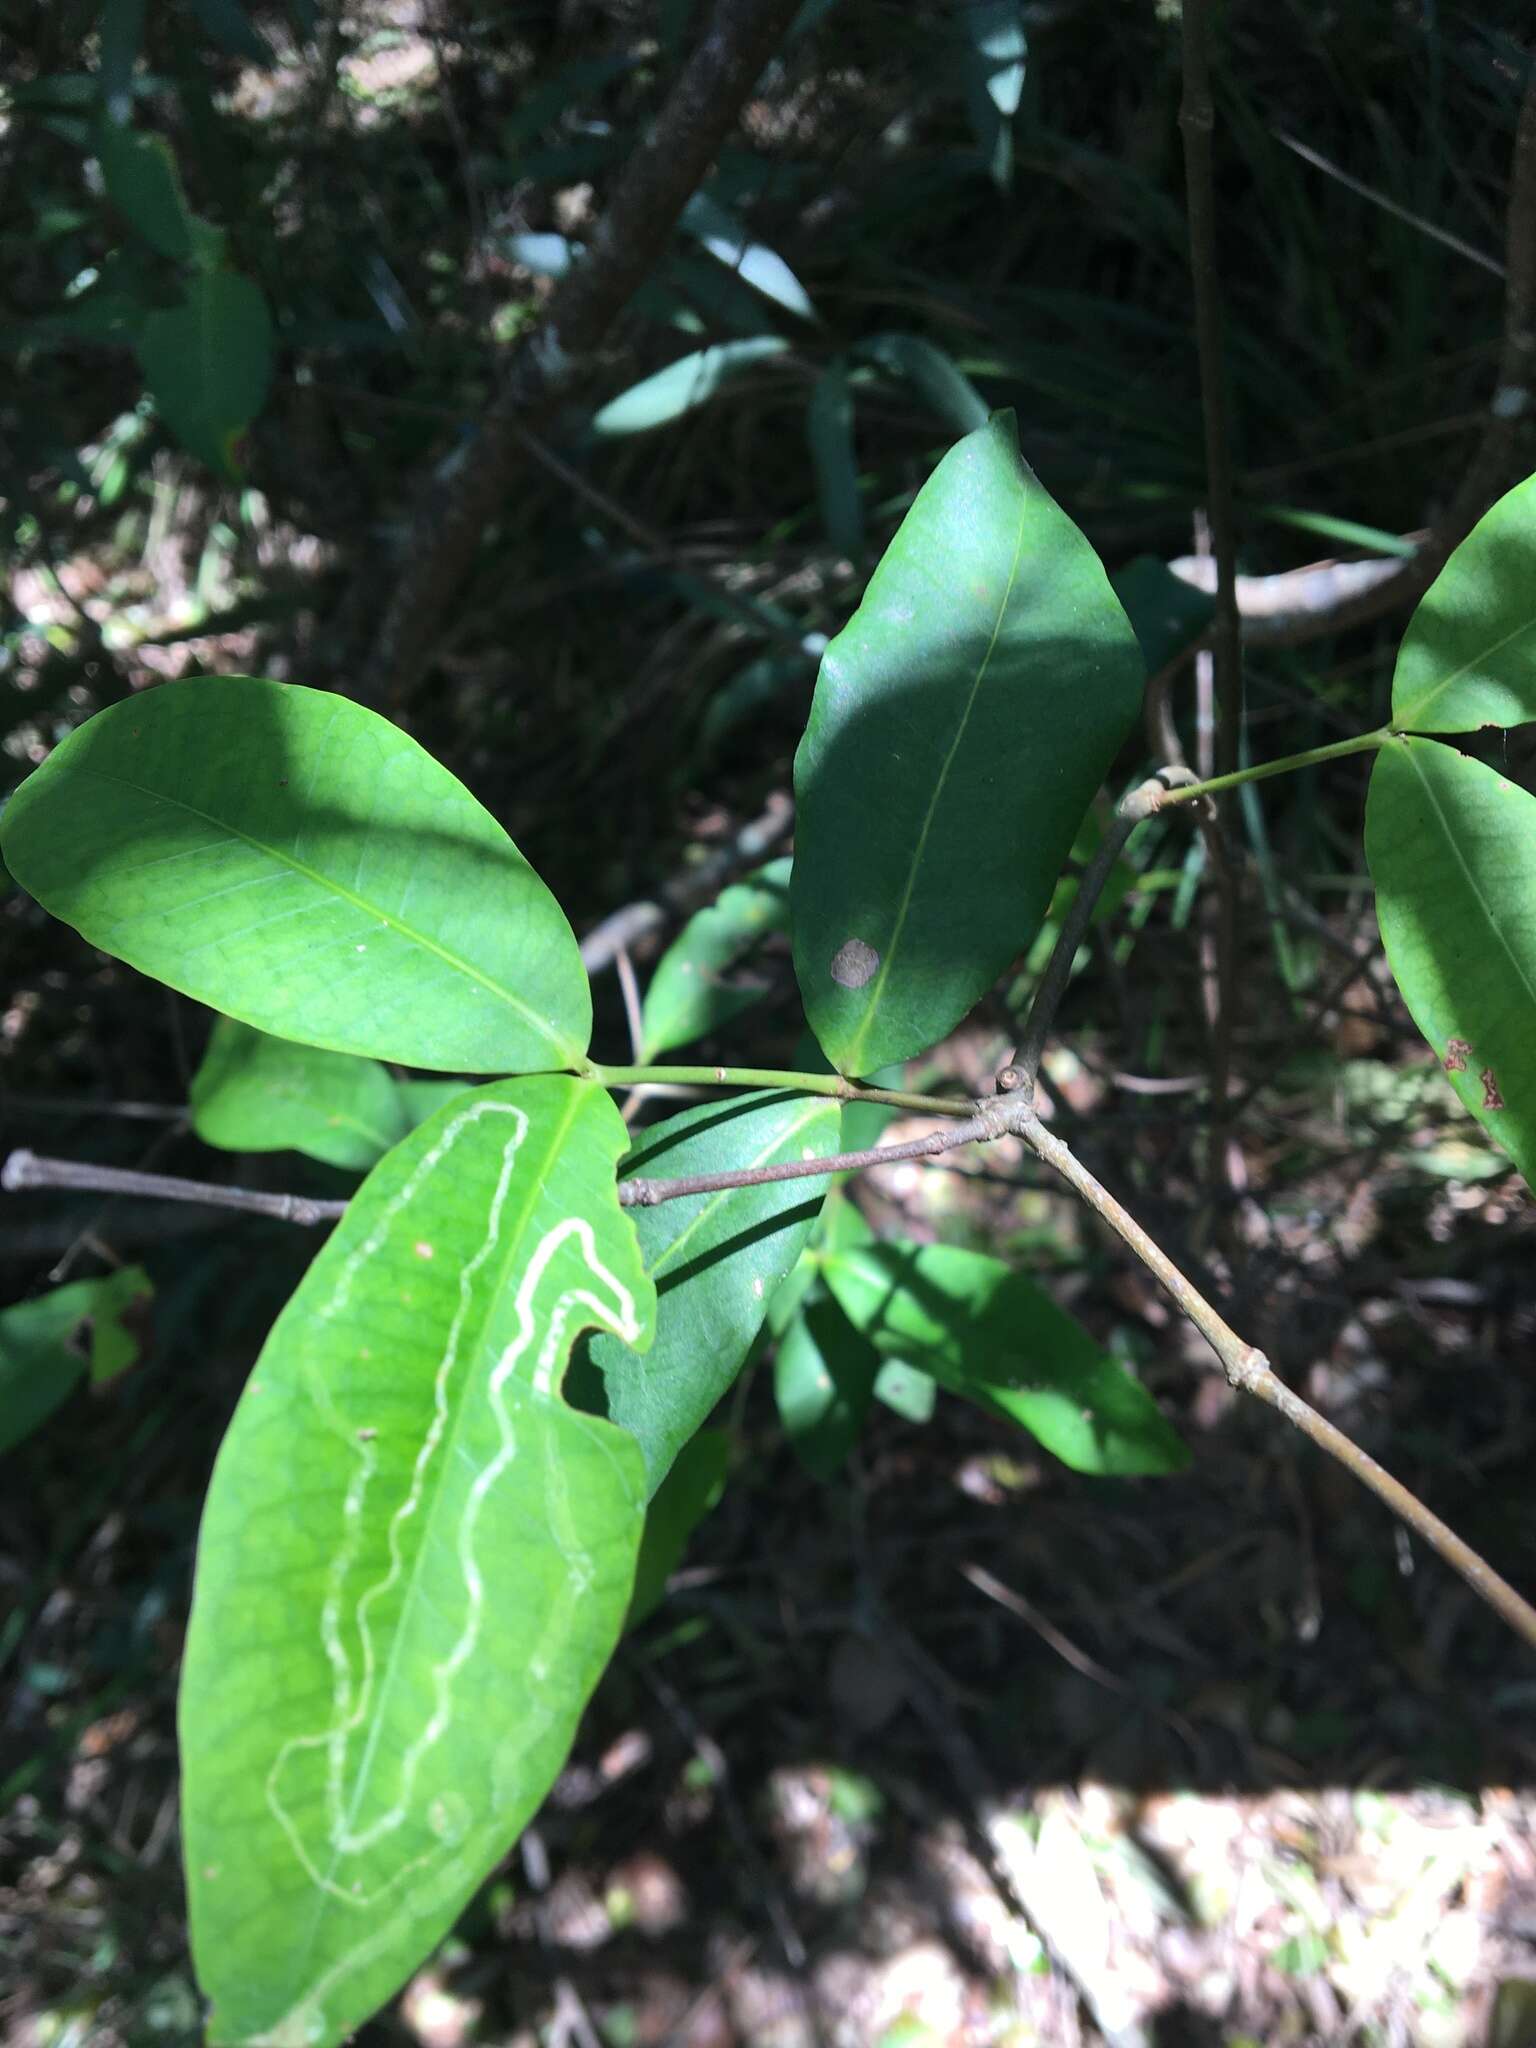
1481,1067,1504,1110
1443,1038,1472,1073
830,938,879,990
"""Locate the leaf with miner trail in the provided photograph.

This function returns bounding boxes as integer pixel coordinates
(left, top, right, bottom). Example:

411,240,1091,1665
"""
0,677,591,1074
179,1076,654,2047
791,410,1143,1074
586,1091,840,1494
823,1240,1187,1475
1392,471,1536,733
1365,735,1536,1189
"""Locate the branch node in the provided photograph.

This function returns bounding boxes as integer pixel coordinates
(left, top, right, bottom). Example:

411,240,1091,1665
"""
1225,1344,1272,1393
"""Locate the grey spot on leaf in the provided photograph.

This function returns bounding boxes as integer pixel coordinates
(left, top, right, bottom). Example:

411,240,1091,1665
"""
830,938,879,990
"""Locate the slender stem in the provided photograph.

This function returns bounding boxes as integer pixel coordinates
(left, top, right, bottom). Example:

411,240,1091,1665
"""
1152,729,1390,807
1015,1110,1536,1654
619,1109,1002,1206
1015,775,1177,1096
1178,0,1241,788
3,1149,347,1227
584,1063,976,1120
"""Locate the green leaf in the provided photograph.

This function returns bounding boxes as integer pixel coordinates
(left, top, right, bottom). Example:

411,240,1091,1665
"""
190,1017,410,1171
854,333,990,436
792,411,1143,1074
138,270,272,476
626,1427,729,1629
592,338,789,437
1109,555,1215,677
872,1358,935,1422
823,1241,1187,1475
397,1078,477,1128
639,858,790,1059
1,676,591,1073
774,1296,879,1478
0,1267,152,1454
964,0,1027,117
808,359,865,555
96,118,222,265
586,1091,841,1494
680,192,818,323
1392,472,1536,732
1365,736,1536,1188
179,1077,653,2047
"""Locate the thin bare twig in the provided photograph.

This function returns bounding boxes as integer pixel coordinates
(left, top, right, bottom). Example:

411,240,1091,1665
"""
1013,1108,1536,1654
4,1150,347,1228
1014,772,1190,1097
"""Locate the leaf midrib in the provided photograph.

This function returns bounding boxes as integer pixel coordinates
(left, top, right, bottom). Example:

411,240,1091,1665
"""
1396,612,1536,728
73,763,573,1059
842,498,1030,1073
1402,740,1536,1019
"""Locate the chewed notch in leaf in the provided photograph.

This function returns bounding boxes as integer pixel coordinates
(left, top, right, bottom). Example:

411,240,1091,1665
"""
179,1076,654,2048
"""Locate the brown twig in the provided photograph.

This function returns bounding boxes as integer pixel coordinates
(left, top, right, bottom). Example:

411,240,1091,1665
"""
362,0,802,706
3,1150,347,1228
1013,1108,1536,1655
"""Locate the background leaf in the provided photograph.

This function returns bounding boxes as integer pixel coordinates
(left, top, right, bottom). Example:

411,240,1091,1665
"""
823,1241,1188,1475
807,359,865,555
639,857,790,1059
190,1017,411,1171
853,332,990,436
1,677,592,1073
679,191,818,322
791,410,1143,1074
1365,736,1536,1188
137,269,273,476
1392,472,1536,732
0,1267,152,1456
179,1077,653,2047
592,338,789,437
585,1091,840,1494
774,1294,880,1478
96,118,222,266
626,1427,730,1629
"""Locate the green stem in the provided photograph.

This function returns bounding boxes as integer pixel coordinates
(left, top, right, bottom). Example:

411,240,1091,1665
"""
581,1062,976,1119
1147,728,1390,808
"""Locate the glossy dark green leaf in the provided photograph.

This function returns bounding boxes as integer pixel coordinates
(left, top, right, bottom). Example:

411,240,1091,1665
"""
0,1266,152,1455
1392,472,1536,732
626,1427,729,1628
1,677,591,1073
96,118,222,266
180,1077,653,2047
872,1358,935,1422
853,332,989,436
792,411,1143,1074
191,1017,410,1170
823,1241,1187,1475
587,1091,841,1494
138,270,272,476
808,359,864,555
639,858,790,1059
1365,736,1536,1187
774,1295,879,1478
1110,555,1215,676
